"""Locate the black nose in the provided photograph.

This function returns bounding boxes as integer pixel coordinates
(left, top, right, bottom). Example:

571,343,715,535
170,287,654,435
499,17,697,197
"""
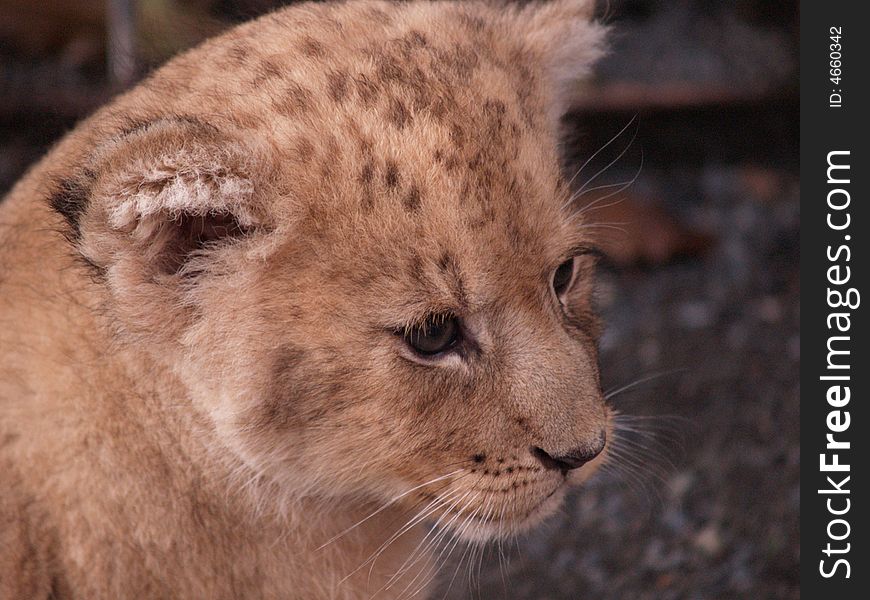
531,436,606,473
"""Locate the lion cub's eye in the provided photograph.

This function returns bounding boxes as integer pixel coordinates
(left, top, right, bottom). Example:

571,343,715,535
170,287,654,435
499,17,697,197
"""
552,257,576,297
404,316,460,356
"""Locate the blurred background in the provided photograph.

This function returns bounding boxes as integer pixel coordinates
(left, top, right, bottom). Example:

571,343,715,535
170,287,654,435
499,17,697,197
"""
0,1,799,598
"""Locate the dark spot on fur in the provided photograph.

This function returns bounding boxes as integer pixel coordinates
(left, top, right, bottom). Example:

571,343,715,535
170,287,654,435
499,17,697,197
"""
227,41,250,65
300,37,326,58
273,82,311,117
388,97,410,129
443,155,461,172
449,124,464,147
472,453,486,463
437,251,452,273
408,252,426,285
483,99,506,132
428,96,452,123
508,221,531,252
457,12,486,33
294,138,315,163
365,6,391,23
257,344,355,429
467,216,489,231
260,346,308,428
434,45,478,81
354,74,379,105
403,186,421,213
343,120,373,157
326,70,348,102
514,416,533,434
394,63,428,106
506,467,514,474
437,251,468,306
253,58,282,84
49,174,93,239
360,162,374,184
447,46,479,78
384,161,400,188
509,55,539,126
377,56,403,83
359,162,376,210
405,30,428,48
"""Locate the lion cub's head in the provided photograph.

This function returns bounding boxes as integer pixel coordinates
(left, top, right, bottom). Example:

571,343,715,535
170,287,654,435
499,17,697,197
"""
55,0,609,538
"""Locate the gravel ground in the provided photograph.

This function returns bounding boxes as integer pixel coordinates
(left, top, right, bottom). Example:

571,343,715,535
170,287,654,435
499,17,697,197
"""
438,166,800,599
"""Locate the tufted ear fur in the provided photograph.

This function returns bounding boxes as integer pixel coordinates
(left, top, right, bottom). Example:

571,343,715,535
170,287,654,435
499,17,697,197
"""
515,0,608,127
53,117,273,342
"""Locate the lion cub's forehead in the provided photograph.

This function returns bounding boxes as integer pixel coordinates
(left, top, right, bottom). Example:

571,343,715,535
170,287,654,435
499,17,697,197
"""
146,0,566,220
135,1,580,298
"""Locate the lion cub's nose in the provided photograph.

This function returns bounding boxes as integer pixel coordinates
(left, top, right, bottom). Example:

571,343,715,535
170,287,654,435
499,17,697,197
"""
531,435,606,473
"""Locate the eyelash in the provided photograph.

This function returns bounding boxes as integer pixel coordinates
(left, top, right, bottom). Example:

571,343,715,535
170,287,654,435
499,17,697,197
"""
396,314,461,357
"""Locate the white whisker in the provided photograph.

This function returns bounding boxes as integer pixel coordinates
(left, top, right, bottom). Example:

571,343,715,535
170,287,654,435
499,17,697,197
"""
342,489,460,588
395,492,482,599
317,469,464,551
604,368,686,400
565,115,638,190
564,149,644,213
381,489,474,591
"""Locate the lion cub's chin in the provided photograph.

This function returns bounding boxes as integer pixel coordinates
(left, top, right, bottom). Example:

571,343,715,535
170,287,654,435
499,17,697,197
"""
431,456,607,545
436,484,569,546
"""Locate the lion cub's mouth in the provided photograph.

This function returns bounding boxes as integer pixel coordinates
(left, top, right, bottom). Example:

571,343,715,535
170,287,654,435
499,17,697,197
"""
412,467,601,544
413,443,609,543
450,482,569,543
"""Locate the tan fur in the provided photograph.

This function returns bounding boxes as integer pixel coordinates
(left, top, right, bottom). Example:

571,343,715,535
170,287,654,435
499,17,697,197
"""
0,1,609,597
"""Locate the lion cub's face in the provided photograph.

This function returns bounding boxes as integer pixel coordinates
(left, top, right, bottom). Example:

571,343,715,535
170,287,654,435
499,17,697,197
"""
62,0,609,538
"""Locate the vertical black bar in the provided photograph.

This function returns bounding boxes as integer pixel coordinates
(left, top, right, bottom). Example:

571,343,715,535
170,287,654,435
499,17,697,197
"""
801,1,867,596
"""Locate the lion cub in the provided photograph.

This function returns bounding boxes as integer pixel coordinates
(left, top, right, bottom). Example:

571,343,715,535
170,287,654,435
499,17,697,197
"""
0,1,609,597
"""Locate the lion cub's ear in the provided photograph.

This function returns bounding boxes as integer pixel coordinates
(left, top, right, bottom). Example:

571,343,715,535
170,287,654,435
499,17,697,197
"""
52,117,274,340
69,118,270,278
515,0,608,127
